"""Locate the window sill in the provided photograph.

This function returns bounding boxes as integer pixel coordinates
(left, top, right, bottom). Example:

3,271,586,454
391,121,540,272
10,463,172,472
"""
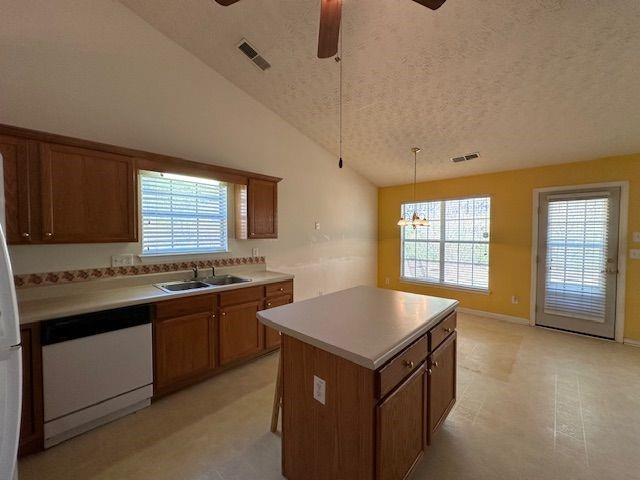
399,277,490,295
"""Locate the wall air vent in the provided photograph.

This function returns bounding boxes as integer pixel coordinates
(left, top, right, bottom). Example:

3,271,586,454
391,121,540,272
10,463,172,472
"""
237,39,271,71
451,152,480,163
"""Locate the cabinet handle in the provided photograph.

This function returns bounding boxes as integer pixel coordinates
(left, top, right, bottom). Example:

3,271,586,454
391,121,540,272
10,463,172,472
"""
433,361,439,368
444,327,452,333
403,360,414,369
44,232,53,238
211,314,216,319
427,368,433,375
221,312,227,316
279,288,285,292
21,232,30,239
267,302,272,307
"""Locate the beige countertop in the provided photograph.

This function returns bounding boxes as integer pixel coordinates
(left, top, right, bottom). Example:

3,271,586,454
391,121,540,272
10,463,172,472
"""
19,270,294,324
258,286,458,370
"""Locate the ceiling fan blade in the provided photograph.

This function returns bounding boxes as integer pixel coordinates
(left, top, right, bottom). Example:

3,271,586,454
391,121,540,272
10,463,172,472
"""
317,0,342,59
411,0,447,10
214,0,241,5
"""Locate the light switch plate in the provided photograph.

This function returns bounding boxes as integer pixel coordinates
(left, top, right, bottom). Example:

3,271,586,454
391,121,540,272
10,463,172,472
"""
111,254,134,267
630,249,640,260
252,247,259,257
313,375,326,405
633,232,640,243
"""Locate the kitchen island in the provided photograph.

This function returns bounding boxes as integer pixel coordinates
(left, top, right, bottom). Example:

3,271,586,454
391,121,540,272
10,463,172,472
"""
258,286,459,480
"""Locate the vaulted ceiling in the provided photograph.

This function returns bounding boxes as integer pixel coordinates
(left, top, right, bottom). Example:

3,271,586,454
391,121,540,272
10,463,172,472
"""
119,0,640,186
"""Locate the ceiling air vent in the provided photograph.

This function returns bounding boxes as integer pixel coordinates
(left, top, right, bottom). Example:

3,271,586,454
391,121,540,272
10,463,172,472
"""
451,152,480,163
237,39,271,71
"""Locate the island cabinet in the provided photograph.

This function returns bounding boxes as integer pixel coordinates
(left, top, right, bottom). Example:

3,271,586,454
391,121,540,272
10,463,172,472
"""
277,301,458,480
153,295,216,397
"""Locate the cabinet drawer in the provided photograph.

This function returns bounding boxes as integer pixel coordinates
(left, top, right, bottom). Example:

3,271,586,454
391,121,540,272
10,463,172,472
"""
155,294,214,320
218,286,263,307
378,335,428,398
265,281,293,298
428,311,456,352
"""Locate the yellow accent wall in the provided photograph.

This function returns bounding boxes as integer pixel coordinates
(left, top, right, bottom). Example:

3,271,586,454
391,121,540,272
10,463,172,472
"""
378,155,640,341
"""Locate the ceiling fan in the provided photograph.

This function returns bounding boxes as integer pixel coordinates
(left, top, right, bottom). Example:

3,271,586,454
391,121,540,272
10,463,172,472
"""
214,0,447,58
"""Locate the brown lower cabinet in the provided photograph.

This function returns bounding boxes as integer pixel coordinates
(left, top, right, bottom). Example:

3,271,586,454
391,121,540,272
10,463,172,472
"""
219,301,263,365
154,295,217,397
263,294,292,349
152,280,293,397
19,323,44,456
282,310,457,480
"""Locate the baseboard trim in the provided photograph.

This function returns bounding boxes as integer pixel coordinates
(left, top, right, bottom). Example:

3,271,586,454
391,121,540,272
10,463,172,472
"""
457,307,529,326
624,338,640,348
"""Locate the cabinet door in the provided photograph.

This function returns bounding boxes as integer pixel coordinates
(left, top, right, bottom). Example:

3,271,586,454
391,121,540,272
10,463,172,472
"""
40,143,137,243
248,178,277,239
219,301,262,365
19,324,44,456
263,294,292,349
376,367,427,480
427,331,457,442
154,312,215,393
1,136,35,244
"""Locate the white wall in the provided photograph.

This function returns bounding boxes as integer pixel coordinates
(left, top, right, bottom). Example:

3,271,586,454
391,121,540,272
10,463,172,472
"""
0,0,377,300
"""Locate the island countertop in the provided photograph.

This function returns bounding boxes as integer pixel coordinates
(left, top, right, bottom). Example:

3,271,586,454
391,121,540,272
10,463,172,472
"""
258,285,458,370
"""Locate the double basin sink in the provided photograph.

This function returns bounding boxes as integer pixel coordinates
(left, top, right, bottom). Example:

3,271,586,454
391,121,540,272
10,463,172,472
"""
155,275,251,293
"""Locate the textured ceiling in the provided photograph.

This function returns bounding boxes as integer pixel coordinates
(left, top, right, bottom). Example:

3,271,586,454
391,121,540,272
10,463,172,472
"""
119,0,640,186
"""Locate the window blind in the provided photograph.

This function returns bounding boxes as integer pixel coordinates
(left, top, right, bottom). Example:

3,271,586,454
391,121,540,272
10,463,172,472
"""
401,197,490,290
140,171,228,255
544,195,609,322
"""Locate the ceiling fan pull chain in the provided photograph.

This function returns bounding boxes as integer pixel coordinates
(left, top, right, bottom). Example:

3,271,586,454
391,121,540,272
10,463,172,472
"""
337,29,343,169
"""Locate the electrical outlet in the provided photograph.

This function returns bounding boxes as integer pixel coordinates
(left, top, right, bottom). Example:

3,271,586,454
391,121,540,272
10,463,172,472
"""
252,247,259,257
630,249,640,260
511,295,519,304
111,254,134,267
313,375,326,405
385,277,390,286
633,232,640,243
315,221,321,230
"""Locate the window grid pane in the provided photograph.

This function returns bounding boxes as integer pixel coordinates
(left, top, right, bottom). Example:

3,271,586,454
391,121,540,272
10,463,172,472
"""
141,172,228,255
401,197,490,290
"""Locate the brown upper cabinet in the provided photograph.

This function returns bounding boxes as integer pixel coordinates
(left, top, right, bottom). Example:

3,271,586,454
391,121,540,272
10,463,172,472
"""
0,135,37,244
40,143,137,243
1,124,281,244
235,178,279,240
248,178,278,239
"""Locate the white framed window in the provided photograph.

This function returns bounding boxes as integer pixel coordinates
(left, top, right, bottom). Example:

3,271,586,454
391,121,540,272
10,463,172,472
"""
140,170,228,255
401,196,491,291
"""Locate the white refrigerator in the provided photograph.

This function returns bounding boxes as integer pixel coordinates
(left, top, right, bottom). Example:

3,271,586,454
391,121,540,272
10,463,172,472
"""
0,157,22,479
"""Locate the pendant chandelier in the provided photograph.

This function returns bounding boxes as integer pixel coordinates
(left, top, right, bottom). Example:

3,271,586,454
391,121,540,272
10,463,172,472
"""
397,147,430,229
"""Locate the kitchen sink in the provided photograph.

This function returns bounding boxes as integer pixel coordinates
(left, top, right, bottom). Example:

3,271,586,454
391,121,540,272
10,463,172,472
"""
155,275,251,293
202,275,251,286
154,281,212,293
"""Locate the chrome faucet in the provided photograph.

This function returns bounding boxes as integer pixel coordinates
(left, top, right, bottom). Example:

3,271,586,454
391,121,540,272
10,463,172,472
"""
192,266,199,280
211,266,216,277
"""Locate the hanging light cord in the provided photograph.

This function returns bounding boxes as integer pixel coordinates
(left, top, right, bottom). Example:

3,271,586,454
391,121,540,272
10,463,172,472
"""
413,149,417,202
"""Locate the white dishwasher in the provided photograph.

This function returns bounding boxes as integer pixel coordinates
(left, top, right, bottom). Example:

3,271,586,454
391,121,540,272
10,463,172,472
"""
41,304,153,448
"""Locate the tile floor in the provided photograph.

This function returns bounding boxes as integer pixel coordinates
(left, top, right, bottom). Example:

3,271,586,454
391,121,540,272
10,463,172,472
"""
19,313,640,480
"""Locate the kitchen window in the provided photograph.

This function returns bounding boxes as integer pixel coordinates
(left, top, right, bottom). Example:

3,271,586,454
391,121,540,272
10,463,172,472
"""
400,196,491,291
140,171,228,255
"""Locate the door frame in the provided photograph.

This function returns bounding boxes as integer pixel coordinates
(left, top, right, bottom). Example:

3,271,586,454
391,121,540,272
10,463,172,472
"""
529,181,629,343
